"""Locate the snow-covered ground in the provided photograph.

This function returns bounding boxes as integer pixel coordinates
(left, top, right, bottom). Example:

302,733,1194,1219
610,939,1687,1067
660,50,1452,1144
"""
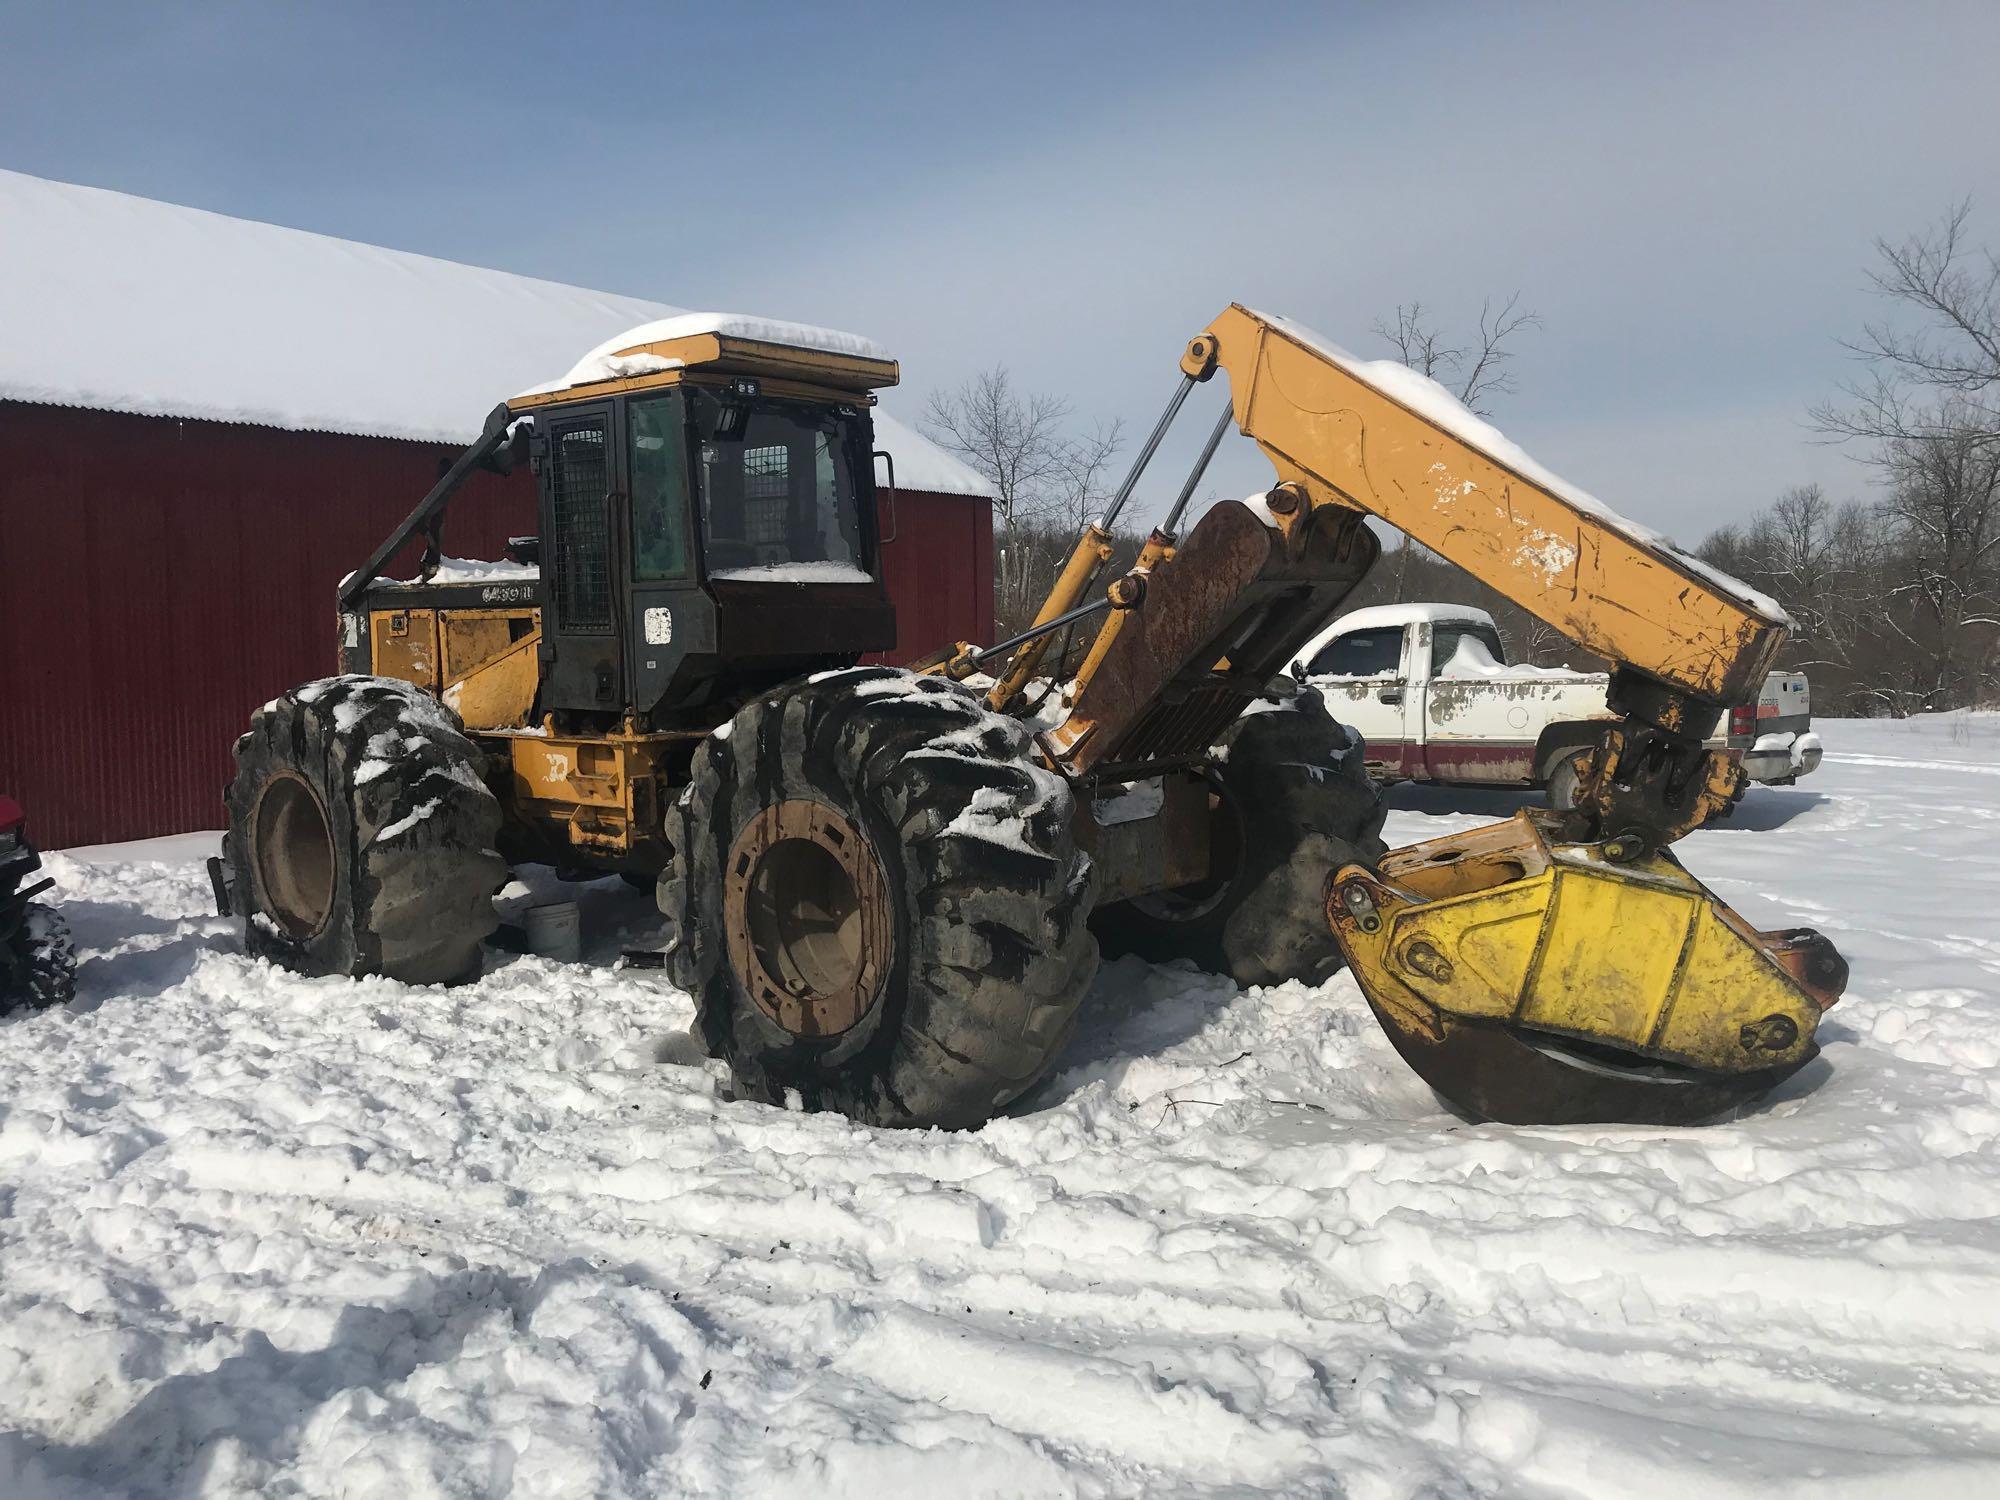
4,714,1999,1498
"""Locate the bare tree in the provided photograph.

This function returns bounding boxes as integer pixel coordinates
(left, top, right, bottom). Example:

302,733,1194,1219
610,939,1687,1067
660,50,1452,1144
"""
1793,203,2000,710
1876,413,2000,705
1373,292,1541,417
921,368,1130,638
1042,417,1127,534
921,368,1076,528
1812,200,2000,447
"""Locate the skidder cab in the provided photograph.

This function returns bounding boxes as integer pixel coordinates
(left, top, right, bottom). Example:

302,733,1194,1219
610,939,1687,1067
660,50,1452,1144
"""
327,317,903,875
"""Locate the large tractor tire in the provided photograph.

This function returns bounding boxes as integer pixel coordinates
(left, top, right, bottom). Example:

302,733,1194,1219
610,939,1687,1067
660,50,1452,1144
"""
663,667,1097,1129
1,904,75,1015
1093,687,1387,988
226,675,505,985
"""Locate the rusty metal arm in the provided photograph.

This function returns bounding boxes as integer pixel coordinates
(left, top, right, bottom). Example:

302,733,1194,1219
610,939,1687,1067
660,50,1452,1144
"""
337,403,517,610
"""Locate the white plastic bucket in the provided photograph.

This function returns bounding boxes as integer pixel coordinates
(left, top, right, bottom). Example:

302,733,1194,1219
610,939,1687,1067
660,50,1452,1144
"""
523,900,582,963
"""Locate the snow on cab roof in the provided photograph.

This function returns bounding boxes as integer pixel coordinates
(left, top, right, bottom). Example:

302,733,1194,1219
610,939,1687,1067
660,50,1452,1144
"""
513,312,894,400
0,167,987,497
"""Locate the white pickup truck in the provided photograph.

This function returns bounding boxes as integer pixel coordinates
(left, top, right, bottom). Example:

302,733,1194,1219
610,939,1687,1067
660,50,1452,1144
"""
1289,603,1822,802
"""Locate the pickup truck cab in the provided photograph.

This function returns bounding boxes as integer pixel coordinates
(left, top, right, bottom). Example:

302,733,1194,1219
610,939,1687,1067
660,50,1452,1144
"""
1290,603,1821,797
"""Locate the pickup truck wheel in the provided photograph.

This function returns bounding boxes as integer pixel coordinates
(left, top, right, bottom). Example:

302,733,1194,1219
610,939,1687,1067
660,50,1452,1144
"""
663,668,1098,1129
1093,688,1387,988
1545,750,1587,813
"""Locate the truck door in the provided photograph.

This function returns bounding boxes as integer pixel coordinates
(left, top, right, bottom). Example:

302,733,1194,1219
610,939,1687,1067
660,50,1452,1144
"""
1417,619,1534,782
1301,623,1422,778
538,403,625,714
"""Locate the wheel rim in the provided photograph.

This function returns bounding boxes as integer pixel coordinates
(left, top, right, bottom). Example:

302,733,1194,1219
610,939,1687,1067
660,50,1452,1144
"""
724,799,894,1039
251,772,336,938
1548,752,1587,812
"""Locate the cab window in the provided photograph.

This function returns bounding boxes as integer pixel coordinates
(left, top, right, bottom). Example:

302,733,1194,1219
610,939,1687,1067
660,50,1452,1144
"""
629,395,691,582
690,390,868,578
1307,627,1403,677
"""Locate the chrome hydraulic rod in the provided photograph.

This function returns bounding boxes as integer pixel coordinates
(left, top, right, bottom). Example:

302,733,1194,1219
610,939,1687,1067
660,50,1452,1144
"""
1160,401,1235,539
1097,374,1195,531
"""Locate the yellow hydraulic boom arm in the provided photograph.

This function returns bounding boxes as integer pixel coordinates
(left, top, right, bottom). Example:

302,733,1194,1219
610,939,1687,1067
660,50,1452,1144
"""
1182,306,1786,706
1033,304,1787,856
993,303,1846,1125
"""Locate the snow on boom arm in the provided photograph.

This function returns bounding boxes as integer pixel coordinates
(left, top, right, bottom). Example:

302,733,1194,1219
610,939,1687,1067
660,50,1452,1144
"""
996,303,1846,1126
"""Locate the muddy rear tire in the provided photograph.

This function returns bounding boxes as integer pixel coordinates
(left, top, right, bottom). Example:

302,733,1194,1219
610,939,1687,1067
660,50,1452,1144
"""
1093,687,1386,988
226,675,505,985
663,667,1097,1129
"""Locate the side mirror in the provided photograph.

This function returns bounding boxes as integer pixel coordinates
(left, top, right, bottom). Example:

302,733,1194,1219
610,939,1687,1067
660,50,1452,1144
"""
1290,660,1309,681
480,419,534,476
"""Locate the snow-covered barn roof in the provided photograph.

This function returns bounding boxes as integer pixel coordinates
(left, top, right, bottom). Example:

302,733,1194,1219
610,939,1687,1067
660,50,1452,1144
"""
0,167,988,497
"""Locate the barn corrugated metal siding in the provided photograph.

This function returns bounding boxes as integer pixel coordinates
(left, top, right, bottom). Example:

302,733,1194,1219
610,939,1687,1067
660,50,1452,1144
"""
867,478,994,668
0,402,994,850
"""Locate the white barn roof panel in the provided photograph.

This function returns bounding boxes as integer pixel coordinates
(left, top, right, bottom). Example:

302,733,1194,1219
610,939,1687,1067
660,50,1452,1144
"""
0,168,987,497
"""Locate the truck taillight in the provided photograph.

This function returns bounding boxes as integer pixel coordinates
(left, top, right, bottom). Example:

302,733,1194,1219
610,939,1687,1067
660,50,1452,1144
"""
1729,705,1754,737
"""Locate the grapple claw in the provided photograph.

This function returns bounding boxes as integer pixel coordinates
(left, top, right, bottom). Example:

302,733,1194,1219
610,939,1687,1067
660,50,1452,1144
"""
1364,1002,1812,1126
1328,811,1845,1127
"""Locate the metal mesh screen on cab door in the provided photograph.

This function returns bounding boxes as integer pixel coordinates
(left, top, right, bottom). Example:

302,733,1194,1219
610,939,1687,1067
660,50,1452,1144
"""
552,424,611,633
742,443,789,545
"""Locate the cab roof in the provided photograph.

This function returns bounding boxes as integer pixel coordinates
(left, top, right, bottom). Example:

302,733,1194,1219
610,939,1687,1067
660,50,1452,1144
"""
508,312,900,411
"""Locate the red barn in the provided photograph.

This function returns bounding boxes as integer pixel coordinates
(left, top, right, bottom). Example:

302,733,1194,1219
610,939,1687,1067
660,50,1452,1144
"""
0,169,993,850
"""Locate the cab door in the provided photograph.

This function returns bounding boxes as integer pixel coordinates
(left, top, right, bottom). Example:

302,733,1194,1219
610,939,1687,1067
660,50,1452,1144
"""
538,403,624,714
1299,624,1421,778
623,391,710,713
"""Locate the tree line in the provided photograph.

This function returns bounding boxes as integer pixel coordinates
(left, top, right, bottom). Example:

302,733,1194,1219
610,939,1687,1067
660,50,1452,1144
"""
1700,205,1999,715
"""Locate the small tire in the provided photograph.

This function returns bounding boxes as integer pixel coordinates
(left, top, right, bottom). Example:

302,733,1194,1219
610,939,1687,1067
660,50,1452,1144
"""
663,667,1097,1129
226,675,505,985
2,903,76,1015
1093,687,1387,988
1545,750,1586,813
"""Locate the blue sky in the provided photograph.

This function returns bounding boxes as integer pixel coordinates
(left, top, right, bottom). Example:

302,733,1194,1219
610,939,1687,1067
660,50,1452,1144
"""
4,1,1996,539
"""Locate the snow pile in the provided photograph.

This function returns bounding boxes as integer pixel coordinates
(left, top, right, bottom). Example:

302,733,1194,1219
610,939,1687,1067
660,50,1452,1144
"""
1259,309,1793,624
383,556,541,586
1239,488,1288,530
0,168,988,498
1437,633,1597,682
709,561,874,585
3,716,2000,1493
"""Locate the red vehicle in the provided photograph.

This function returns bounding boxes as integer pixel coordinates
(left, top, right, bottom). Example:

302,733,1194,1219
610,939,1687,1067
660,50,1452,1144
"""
1,794,75,1013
